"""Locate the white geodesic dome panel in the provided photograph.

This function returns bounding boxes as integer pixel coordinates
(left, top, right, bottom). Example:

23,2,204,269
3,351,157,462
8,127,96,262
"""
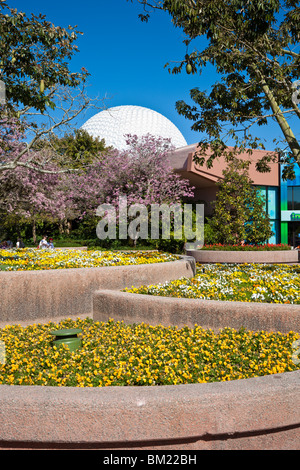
81,105,187,150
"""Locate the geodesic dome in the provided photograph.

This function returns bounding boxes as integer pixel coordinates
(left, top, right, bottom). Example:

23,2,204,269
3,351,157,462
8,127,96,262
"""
81,105,187,150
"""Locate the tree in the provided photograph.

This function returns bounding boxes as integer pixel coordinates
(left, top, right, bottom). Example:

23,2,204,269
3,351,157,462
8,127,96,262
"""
207,156,273,245
131,0,300,180
1,134,195,243
37,129,111,170
70,133,194,212
0,1,104,174
0,0,87,113
0,118,110,241
67,134,195,242
0,162,69,243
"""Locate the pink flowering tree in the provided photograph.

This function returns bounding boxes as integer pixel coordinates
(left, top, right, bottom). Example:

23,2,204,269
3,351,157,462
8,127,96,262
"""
72,134,193,209
0,118,194,245
0,163,71,243
0,114,74,242
68,134,194,244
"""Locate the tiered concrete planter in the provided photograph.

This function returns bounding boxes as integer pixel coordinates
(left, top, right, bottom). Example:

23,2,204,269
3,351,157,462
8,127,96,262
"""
93,289,300,334
0,255,299,450
186,249,299,264
0,256,196,325
0,371,299,450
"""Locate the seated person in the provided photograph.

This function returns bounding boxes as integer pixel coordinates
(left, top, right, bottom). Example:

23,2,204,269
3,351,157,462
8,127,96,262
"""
39,236,49,249
16,238,25,248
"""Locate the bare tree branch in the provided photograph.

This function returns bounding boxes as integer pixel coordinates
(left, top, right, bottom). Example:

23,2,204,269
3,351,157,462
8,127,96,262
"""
0,83,108,173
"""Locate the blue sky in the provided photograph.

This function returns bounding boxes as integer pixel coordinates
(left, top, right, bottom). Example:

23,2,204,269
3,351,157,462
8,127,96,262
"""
6,0,297,150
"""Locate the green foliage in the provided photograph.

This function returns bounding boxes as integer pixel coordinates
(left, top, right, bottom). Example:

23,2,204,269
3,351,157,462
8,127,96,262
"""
153,235,186,254
133,0,300,177
0,1,88,113
57,129,110,168
204,219,219,245
208,157,273,245
35,129,110,169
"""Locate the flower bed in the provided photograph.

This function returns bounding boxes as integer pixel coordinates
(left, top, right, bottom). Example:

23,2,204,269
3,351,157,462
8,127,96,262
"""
0,317,298,387
186,247,299,264
201,243,291,251
0,248,178,271
125,263,300,304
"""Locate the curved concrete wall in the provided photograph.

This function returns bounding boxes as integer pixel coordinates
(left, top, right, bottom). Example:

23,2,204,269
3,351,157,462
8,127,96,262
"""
186,249,299,264
0,256,196,325
0,371,299,449
93,290,300,333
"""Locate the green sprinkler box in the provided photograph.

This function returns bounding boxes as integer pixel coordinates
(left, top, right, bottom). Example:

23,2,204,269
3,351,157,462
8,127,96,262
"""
50,328,82,352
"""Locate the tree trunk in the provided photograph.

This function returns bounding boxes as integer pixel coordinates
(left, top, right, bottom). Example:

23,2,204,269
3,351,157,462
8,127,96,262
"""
32,218,36,244
64,219,71,235
261,80,300,164
59,220,64,235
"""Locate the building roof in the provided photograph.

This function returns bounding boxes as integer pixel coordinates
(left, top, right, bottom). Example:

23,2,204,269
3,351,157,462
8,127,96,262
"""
169,144,280,187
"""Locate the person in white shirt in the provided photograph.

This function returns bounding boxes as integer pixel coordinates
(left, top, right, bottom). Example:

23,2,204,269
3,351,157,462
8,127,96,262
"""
39,235,49,249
